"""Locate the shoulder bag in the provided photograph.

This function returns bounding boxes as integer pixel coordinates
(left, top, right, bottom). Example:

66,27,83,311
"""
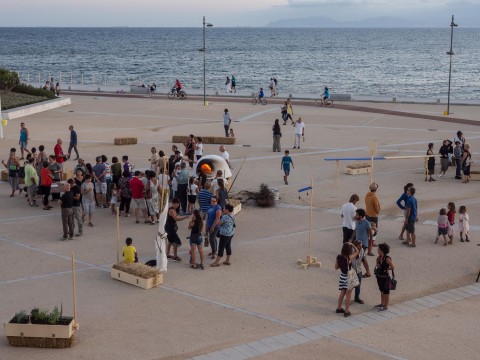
347,265,359,290
388,269,397,290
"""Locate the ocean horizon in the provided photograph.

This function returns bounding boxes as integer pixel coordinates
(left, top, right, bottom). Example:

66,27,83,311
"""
1,27,479,99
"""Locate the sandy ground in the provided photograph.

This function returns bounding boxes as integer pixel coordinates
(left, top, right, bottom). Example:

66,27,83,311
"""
0,95,479,360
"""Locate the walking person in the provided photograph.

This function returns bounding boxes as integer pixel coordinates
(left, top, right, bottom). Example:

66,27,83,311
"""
402,187,418,247
67,125,80,160
231,75,236,93
396,183,413,240
18,122,31,160
292,117,304,149
286,99,294,125
59,183,74,240
341,194,359,243
281,150,294,185
374,243,394,311
24,158,39,207
211,204,236,267
272,119,282,152
335,242,359,317
2,151,20,197
223,109,232,137
188,209,205,269
225,76,231,93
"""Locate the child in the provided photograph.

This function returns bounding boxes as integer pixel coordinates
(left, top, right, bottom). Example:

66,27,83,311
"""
435,208,450,246
458,206,470,242
447,202,456,244
122,237,138,263
426,143,436,182
281,150,294,185
229,128,235,138
187,176,198,215
110,183,118,215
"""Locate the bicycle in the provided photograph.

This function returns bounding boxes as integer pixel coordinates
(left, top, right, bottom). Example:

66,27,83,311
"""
252,96,267,105
167,88,186,100
314,97,334,107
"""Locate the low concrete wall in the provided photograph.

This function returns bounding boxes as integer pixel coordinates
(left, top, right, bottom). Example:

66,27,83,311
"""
3,97,72,120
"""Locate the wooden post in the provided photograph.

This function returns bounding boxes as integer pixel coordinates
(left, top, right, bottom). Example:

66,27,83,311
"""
71,253,79,330
116,207,120,263
335,160,339,189
369,142,377,184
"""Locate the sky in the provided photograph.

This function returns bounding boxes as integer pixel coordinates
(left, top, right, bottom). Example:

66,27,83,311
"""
2,0,480,27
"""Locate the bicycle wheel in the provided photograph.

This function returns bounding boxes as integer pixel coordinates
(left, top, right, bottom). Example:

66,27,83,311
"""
326,99,334,107
314,99,320,106
179,91,186,100
251,98,257,105
261,98,267,105
167,91,175,99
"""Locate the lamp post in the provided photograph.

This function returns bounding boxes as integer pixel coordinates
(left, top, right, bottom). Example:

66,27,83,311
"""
446,15,458,116
199,16,213,106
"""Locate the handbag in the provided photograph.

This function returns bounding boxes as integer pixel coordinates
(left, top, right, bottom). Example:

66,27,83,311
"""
347,267,359,290
388,270,397,290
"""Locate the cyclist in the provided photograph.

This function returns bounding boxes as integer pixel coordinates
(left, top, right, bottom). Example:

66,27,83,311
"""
322,86,330,101
257,87,265,101
172,79,183,95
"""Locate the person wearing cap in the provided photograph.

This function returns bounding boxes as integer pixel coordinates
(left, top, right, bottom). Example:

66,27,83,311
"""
365,183,380,256
453,140,463,179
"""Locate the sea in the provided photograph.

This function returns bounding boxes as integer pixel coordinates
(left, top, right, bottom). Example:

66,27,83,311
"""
1,27,479,99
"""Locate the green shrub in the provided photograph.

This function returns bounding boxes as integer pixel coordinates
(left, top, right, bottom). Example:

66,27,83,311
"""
0,91,49,110
0,68,20,93
31,307,50,323
13,310,29,324
13,83,55,99
48,305,63,325
255,183,275,208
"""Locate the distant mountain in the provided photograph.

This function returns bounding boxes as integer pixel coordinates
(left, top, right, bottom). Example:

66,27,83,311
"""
265,16,427,28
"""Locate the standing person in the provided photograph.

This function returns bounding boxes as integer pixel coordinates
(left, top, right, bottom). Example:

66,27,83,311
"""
110,156,122,186
374,243,394,311
165,198,189,261
67,125,79,160
118,170,132,217
352,240,370,304
281,102,288,125
187,176,198,215
206,197,222,259
402,187,418,247
55,82,61,96
130,170,149,224
286,99,294,125
35,145,48,174
198,182,213,220
219,145,232,170
447,202,456,244
122,155,132,178
176,162,189,214
435,208,450,246
69,178,83,237
40,161,53,210
354,208,373,263
194,137,204,163
48,155,63,201
74,168,85,224
102,155,113,205
81,174,95,226
396,183,414,240
188,209,205,269
92,156,107,207
59,183,74,240
211,204,236,267
454,130,466,150
145,171,160,224
272,119,282,152
231,75,236,93
184,135,196,168
210,170,229,194
438,139,453,178
453,141,463,179
341,194,359,243
225,76,231,93
215,178,228,210
461,143,472,183
269,78,276,97
50,77,55,95
335,242,359,317
458,205,470,242
223,109,232,137
292,117,304,149
426,143,436,182
19,122,31,160
149,147,160,174
54,138,65,167
365,183,380,255
24,158,39,207
280,150,294,185
2,151,20,197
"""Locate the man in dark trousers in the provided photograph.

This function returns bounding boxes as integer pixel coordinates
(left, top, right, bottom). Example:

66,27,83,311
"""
59,182,74,240
67,125,80,160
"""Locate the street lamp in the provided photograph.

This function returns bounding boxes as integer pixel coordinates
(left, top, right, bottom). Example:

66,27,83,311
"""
445,15,458,116
199,16,213,106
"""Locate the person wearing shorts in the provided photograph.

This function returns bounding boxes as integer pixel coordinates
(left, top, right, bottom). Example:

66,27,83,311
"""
19,122,31,160
130,171,149,223
403,187,418,247
281,150,294,185
165,198,189,261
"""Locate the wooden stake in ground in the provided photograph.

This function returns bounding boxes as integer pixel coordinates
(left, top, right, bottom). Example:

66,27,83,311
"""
369,141,377,184
116,206,120,263
297,179,321,269
71,252,79,330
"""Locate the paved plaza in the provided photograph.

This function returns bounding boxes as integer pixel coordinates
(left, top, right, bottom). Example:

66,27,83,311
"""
1,94,479,359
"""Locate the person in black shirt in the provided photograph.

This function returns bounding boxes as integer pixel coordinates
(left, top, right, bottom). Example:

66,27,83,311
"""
60,183,74,240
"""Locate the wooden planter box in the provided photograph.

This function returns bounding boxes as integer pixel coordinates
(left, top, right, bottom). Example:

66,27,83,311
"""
111,268,163,289
229,199,242,215
114,137,138,145
5,316,75,348
345,163,371,175
172,136,235,145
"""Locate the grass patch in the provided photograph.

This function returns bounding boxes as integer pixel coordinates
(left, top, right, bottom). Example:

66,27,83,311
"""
1,91,50,111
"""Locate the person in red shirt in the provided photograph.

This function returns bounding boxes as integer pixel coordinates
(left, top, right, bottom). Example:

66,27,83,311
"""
129,171,149,223
175,79,182,91
54,138,65,165
40,161,54,210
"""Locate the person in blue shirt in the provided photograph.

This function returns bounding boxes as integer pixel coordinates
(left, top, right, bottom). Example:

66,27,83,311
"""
67,125,80,160
396,182,413,240
281,150,294,185
323,86,330,100
258,88,265,100
403,187,418,247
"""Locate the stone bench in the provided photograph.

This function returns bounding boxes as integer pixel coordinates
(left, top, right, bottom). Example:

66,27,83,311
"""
172,136,235,145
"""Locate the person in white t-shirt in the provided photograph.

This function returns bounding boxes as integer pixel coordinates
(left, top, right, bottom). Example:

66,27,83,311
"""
293,117,305,149
341,194,359,243
219,145,232,169
194,137,204,162
187,176,199,214
210,170,229,194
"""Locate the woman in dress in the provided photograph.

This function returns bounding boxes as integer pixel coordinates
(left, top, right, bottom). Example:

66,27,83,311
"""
335,242,359,317
2,151,20,197
118,170,132,217
272,119,282,152
426,143,436,182
461,143,472,183
374,243,394,311
166,198,189,262
188,209,204,269
146,171,160,224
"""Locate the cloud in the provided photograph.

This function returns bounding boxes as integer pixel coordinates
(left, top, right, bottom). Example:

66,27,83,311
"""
285,0,480,6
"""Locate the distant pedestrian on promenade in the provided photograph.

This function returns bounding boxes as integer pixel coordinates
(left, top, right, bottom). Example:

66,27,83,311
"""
272,119,282,152
231,75,236,93
225,76,231,93
292,117,304,149
285,99,294,125
19,122,31,160
223,109,232,137
374,243,394,311
67,125,79,160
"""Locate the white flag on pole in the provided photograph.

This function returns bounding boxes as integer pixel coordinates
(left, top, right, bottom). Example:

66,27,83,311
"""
155,198,169,273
